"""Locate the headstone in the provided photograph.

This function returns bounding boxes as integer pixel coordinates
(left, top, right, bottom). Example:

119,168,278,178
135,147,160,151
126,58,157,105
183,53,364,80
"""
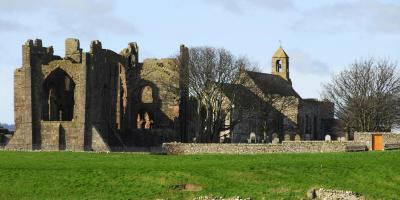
339,137,346,142
284,134,291,141
249,132,256,143
325,135,331,142
271,133,279,144
294,134,301,141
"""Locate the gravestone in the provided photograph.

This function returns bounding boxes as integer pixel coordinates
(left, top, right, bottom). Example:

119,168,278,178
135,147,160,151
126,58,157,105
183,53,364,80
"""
271,133,279,144
284,134,291,141
294,134,301,141
339,137,346,142
249,132,256,143
325,135,331,142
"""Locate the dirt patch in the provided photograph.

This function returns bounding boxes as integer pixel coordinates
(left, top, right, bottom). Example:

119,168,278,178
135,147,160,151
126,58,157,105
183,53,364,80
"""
171,183,202,192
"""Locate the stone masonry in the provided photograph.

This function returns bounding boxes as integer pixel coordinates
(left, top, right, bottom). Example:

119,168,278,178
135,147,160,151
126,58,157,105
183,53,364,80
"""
221,47,335,143
162,132,400,155
6,39,337,152
7,38,189,151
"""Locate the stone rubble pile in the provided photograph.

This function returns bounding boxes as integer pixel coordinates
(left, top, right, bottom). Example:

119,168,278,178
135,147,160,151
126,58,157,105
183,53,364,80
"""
307,188,364,200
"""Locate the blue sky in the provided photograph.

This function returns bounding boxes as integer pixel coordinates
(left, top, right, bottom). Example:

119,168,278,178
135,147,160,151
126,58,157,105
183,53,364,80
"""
0,0,399,124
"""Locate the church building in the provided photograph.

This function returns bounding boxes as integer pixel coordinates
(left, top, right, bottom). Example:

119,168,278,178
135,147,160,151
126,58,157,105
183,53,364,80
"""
221,47,334,143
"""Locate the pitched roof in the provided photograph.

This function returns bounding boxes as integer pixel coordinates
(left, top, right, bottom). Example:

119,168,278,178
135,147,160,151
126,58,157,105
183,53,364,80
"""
220,83,262,106
244,71,300,98
273,47,289,58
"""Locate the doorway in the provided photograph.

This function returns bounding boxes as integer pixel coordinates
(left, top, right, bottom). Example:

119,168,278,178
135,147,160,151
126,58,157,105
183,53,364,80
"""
372,134,383,151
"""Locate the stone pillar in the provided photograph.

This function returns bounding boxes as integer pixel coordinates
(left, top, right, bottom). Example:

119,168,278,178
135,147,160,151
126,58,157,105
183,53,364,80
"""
65,38,82,63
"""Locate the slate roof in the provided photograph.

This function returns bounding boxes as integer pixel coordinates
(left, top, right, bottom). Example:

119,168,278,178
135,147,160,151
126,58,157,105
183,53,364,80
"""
220,83,262,105
244,70,300,98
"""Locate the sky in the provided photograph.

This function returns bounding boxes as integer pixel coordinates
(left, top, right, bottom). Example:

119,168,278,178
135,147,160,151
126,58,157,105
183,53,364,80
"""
0,0,399,124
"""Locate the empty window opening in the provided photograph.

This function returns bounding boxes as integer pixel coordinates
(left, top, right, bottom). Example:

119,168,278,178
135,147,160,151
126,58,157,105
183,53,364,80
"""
137,111,154,129
141,85,153,103
276,60,282,72
42,68,75,121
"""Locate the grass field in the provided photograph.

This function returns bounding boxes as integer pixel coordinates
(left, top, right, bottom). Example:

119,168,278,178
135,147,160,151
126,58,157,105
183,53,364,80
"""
0,151,399,199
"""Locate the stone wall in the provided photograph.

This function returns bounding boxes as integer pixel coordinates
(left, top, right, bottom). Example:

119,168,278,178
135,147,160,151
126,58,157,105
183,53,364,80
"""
163,132,400,155
162,141,364,155
354,132,400,150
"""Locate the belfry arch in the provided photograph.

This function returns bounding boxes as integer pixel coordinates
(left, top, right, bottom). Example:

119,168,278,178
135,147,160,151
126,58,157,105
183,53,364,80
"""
42,68,75,121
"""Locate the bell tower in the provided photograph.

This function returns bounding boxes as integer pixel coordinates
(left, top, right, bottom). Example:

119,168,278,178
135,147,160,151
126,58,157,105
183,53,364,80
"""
272,46,291,84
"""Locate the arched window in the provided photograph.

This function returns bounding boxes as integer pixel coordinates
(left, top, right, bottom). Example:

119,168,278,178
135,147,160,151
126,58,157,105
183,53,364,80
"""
140,85,153,103
42,68,75,121
144,112,153,129
276,60,282,72
136,110,154,129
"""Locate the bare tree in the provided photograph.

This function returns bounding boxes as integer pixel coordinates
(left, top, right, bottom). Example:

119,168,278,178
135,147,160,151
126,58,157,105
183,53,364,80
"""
187,47,259,142
225,72,299,142
322,58,400,134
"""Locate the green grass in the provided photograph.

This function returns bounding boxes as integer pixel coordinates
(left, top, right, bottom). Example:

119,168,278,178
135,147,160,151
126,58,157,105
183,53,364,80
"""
0,151,399,200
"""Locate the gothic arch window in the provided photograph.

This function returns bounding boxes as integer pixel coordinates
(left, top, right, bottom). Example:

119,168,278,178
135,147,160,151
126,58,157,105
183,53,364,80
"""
136,110,154,129
276,60,282,72
42,68,75,121
140,85,153,103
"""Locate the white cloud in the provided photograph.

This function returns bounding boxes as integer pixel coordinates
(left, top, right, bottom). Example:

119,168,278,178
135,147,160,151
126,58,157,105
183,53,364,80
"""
290,49,331,75
292,0,400,33
205,0,296,14
0,0,137,37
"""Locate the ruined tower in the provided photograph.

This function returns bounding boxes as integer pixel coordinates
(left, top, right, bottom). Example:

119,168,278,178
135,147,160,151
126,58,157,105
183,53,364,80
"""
271,46,291,84
7,38,190,151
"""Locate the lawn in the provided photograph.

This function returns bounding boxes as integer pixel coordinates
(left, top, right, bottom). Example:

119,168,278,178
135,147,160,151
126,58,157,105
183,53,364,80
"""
0,151,398,199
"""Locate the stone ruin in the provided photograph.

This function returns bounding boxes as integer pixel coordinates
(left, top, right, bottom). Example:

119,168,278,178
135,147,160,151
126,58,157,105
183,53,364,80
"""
7,38,190,151
5,38,337,151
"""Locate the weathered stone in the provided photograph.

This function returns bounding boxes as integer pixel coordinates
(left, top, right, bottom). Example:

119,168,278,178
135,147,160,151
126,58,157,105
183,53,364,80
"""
284,133,290,141
325,134,331,142
309,188,365,200
249,132,256,143
222,46,335,143
353,132,400,150
7,38,190,151
162,141,367,155
271,133,279,144
294,134,301,141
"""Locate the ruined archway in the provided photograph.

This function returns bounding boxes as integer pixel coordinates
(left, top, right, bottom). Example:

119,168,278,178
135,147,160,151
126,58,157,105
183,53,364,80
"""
42,68,75,121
